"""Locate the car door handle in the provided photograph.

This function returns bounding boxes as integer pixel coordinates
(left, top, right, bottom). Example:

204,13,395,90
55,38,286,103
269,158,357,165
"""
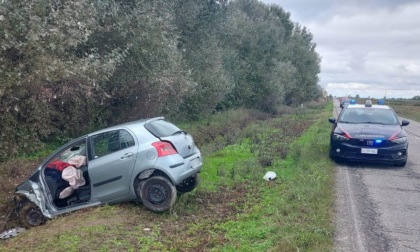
121,152,133,159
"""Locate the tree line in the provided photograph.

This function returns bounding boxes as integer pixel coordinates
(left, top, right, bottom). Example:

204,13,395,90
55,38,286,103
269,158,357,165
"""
0,0,321,161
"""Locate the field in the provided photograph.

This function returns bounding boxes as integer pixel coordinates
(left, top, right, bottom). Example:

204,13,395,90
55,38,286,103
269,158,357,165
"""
2,102,335,251
345,98,420,121
386,99,420,122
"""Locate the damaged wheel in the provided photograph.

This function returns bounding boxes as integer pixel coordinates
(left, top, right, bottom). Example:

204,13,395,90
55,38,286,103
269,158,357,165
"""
176,174,198,194
19,202,45,227
137,176,176,212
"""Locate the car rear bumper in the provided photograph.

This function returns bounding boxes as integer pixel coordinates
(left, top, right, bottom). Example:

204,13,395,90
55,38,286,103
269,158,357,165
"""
154,150,203,185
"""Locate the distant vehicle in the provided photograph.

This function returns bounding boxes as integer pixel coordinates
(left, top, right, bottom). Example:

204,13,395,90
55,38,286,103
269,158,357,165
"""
14,117,203,227
340,98,351,108
329,100,409,167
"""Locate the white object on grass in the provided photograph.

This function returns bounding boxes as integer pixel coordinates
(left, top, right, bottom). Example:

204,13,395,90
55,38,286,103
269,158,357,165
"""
263,171,277,181
0,227,26,239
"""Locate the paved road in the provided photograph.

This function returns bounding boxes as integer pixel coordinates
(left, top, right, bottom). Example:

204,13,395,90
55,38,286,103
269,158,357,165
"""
333,100,420,252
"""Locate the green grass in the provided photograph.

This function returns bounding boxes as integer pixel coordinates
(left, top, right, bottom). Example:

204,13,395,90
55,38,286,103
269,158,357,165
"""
200,142,258,191
205,105,335,251
177,102,335,251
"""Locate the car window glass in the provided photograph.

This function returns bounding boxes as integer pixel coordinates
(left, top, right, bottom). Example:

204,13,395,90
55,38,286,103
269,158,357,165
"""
120,130,135,149
341,109,358,122
341,108,398,124
145,120,181,137
60,142,87,162
371,109,398,124
46,139,87,170
92,130,120,159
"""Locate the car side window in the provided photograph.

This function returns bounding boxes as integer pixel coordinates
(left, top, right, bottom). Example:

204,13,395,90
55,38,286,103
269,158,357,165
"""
59,141,87,163
120,130,135,149
92,130,135,159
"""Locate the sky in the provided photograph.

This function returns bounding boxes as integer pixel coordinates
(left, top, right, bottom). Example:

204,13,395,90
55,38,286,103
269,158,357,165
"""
260,0,420,99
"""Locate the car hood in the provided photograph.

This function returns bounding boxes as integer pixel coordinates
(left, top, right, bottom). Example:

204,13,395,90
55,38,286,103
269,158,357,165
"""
336,123,405,140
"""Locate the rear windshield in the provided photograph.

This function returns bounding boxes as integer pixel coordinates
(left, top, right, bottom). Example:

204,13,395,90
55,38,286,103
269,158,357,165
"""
144,120,181,137
339,108,399,125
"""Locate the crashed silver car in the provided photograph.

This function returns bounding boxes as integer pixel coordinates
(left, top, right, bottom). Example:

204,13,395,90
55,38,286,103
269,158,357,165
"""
14,117,202,227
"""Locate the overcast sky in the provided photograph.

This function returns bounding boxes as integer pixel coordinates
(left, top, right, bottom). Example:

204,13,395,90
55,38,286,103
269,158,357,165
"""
260,0,420,99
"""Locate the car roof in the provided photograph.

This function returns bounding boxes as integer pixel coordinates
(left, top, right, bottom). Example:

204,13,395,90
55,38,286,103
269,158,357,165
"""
345,104,391,110
87,117,163,136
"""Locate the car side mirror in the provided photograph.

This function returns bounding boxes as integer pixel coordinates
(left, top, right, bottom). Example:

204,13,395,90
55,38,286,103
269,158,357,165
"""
328,117,337,124
401,119,410,126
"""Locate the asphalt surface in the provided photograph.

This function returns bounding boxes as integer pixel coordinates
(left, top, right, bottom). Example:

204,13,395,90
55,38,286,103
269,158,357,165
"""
333,100,420,252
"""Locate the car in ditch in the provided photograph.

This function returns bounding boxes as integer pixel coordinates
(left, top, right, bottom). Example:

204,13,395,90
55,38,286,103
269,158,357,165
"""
13,117,203,227
329,100,410,167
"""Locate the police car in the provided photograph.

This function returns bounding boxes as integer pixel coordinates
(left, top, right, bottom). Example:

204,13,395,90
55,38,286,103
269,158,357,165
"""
329,100,410,167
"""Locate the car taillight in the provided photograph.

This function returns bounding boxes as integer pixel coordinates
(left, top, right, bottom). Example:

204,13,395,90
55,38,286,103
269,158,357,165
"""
152,142,177,157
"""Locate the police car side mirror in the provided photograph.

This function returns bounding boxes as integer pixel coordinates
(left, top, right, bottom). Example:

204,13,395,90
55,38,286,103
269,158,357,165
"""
401,119,410,126
328,117,337,124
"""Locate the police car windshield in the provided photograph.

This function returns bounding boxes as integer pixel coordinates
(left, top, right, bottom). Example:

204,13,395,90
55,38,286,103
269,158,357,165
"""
339,108,399,125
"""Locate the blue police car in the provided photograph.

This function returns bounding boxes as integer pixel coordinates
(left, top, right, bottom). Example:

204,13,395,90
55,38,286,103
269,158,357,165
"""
329,100,410,167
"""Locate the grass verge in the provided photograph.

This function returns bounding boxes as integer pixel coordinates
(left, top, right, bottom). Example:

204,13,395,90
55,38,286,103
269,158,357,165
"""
387,99,420,122
205,104,335,251
0,102,336,251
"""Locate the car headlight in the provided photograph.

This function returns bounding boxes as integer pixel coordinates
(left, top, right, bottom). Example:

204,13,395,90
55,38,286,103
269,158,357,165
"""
390,136,407,144
333,134,350,141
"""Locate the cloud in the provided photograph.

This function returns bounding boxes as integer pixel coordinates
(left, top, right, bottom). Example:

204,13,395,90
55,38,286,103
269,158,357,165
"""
260,0,420,98
325,82,420,99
